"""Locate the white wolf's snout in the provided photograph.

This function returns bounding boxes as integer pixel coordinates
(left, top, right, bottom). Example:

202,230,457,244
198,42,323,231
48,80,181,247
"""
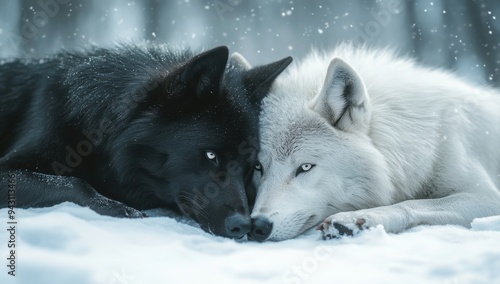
250,209,323,242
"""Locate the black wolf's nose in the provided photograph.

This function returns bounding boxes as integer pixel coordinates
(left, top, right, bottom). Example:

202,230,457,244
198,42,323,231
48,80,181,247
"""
225,213,251,239
248,217,272,242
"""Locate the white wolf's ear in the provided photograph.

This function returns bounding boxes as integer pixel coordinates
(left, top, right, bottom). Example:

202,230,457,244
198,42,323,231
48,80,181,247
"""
229,52,252,71
311,58,371,133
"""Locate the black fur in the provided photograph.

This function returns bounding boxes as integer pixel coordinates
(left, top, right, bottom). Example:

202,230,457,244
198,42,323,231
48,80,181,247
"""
0,43,292,238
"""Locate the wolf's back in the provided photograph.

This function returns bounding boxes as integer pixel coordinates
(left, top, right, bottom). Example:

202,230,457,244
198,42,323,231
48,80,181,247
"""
0,59,63,154
0,44,193,157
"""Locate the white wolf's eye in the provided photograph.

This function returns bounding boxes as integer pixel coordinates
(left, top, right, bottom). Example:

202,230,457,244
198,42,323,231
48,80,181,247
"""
296,163,315,176
205,151,217,164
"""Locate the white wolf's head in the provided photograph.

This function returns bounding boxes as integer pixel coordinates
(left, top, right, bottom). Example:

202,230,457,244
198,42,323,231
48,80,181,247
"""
249,57,393,241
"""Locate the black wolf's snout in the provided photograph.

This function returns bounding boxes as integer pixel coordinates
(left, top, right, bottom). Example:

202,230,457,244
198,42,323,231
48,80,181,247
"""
248,217,273,242
224,213,251,238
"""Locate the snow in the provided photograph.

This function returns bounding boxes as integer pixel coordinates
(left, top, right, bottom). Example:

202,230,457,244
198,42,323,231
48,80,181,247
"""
1,203,500,284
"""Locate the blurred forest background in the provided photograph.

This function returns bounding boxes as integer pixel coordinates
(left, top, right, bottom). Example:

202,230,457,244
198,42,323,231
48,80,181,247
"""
0,0,499,86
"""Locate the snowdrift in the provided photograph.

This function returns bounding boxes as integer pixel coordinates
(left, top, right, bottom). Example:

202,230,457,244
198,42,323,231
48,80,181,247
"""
1,203,499,284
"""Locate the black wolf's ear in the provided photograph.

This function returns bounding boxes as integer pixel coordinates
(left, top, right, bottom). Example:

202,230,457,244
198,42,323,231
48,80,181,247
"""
179,46,229,99
243,56,293,106
310,58,371,133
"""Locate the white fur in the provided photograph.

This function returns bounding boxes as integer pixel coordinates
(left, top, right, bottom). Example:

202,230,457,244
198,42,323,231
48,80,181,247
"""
251,44,500,241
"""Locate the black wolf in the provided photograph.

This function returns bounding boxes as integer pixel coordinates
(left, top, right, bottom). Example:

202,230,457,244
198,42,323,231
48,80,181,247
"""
0,43,291,238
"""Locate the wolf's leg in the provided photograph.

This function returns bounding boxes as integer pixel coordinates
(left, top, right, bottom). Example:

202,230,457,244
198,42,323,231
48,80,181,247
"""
319,190,500,239
0,170,145,218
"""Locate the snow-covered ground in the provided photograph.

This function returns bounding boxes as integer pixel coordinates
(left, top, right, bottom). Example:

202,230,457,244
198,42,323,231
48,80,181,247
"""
1,203,500,284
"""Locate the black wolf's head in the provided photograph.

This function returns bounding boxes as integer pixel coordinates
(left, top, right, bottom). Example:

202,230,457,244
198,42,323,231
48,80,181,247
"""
109,46,291,238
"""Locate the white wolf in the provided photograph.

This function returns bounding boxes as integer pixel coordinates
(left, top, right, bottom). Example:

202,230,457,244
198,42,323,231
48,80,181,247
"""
246,45,500,242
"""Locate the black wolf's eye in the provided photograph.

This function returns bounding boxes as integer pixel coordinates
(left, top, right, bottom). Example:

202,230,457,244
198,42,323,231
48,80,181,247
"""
254,162,262,172
205,151,218,165
295,163,315,176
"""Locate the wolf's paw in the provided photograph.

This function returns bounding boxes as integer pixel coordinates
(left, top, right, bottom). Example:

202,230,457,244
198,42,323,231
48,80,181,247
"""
317,213,371,239
89,196,147,218
122,206,148,218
